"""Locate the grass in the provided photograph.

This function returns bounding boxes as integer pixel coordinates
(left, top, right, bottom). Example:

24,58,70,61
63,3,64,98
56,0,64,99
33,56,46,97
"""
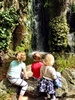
54,53,75,72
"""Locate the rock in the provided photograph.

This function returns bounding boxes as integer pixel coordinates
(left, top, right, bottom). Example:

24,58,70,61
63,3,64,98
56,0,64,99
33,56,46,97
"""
26,77,41,98
0,68,75,100
62,68,75,91
0,57,3,66
56,76,68,97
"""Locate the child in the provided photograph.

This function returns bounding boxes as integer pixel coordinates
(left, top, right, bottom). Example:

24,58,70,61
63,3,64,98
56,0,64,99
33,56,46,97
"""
31,52,43,80
6,51,28,100
39,53,57,100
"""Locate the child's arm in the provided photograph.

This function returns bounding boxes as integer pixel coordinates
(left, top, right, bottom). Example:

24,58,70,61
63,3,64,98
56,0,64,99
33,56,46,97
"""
40,66,43,78
23,68,28,79
51,68,57,80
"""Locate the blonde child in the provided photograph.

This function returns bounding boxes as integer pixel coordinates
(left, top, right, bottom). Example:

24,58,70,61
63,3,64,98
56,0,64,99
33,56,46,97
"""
31,52,43,80
39,53,57,100
6,51,28,100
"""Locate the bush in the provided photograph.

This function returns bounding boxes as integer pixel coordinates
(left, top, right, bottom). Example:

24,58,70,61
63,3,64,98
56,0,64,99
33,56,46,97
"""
0,7,19,51
54,53,75,72
49,16,70,52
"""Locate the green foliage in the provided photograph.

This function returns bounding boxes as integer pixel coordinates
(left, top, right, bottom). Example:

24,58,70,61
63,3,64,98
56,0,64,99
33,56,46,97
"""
16,33,32,53
49,16,70,52
0,2,3,9
44,1,52,8
0,94,7,100
71,3,75,13
0,7,19,28
55,53,75,72
15,0,33,53
0,1,33,52
26,0,33,32
0,28,11,50
0,7,19,50
16,0,33,53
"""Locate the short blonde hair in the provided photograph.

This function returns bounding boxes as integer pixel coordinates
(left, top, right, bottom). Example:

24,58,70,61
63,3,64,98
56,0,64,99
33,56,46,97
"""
16,51,26,61
43,54,54,66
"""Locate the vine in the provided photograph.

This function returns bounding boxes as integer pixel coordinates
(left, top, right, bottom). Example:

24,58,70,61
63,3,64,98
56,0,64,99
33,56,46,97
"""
0,7,19,51
49,16,70,52
15,0,33,53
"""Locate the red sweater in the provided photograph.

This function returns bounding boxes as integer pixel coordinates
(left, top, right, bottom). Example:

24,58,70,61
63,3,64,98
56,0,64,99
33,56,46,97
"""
31,61,43,79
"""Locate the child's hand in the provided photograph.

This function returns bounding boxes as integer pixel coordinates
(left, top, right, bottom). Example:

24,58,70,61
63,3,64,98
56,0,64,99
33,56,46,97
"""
27,71,33,78
25,76,29,80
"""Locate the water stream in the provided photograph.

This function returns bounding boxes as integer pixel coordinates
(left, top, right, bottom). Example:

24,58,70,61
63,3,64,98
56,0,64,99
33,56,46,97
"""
32,0,44,51
67,11,75,53
31,0,50,52
67,33,75,52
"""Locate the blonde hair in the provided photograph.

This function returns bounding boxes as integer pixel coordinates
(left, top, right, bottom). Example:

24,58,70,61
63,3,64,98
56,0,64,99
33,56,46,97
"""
16,51,26,61
43,54,54,66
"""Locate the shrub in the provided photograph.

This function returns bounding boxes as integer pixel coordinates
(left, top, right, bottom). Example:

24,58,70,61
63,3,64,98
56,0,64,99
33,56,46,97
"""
54,53,75,72
49,16,70,52
0,7,19,51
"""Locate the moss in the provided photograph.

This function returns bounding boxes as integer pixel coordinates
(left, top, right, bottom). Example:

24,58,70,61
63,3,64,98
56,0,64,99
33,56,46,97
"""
49,16,70,52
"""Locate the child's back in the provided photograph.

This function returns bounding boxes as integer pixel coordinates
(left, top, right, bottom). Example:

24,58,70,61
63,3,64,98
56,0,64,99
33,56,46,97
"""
31,52,43,79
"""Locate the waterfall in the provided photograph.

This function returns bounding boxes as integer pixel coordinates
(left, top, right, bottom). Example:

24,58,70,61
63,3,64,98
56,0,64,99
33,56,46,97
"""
32,0,44,51
67,33,75,53
67,10,75,53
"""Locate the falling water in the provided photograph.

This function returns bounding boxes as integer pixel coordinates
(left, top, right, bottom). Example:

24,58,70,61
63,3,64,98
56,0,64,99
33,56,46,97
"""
67,10,75,53
67,33,75,52
32,0,44,51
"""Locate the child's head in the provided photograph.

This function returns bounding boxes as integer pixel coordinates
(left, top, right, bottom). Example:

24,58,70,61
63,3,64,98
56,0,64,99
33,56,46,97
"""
32,52,42,61
16,51,26,62
43,53,54,66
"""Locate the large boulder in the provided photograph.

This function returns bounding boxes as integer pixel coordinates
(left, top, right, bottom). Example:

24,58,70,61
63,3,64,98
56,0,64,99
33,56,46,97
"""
0,67,75,100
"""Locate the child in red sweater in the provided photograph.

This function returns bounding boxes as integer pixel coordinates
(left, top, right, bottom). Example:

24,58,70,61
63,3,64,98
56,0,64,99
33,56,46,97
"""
31,52,43,80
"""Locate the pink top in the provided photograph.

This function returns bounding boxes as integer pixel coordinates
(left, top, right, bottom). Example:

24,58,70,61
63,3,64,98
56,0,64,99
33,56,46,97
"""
31,61,43,79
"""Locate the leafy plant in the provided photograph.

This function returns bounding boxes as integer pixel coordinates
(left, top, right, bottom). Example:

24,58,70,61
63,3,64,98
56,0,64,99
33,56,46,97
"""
16,33,32,53
71,3,75,13
0,7,19,50
0,28,11,50
0,7,19,28
49,16,70,52
55,53,75,72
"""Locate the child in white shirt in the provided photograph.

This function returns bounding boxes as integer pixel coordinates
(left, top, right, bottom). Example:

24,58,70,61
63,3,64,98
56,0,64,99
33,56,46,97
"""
39,53,57,100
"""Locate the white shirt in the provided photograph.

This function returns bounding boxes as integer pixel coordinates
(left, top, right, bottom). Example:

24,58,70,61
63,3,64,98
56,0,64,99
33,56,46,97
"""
40,66,57,80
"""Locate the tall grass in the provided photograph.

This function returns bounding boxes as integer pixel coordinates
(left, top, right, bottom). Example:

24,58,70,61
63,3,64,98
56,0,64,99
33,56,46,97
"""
54,53,75,72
